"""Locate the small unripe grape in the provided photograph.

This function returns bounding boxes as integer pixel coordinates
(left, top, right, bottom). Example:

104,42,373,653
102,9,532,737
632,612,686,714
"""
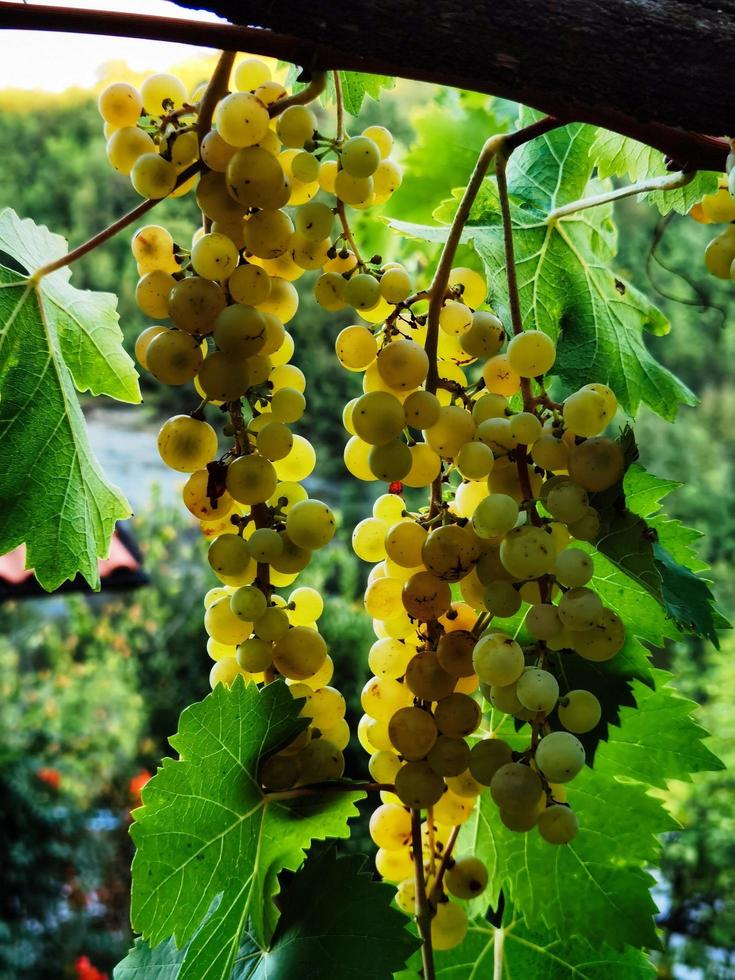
499,525,556,578
208,533,251,577
526,603,563,640
344,273,381,311
472,494,518,538
535,731,586,783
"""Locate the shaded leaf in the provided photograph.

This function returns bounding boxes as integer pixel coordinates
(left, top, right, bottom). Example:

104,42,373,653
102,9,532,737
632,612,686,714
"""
130,678,364,980
117,851,418,980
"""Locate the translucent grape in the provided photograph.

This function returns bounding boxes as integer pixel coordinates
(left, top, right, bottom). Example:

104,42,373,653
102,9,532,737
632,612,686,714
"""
361,676,412,723
131,153,178,199
369,803,412,850
472,633,524,686
146,329,203,385
446,857,488,900
490,762,544,809
563,388,611,437
535,731,585,783
208,533,251,577
106,127,155,174
557,587,603,630
157,415,217,472
276,105,316,148
376,339,429,391
472,494,519,538
568,437,625,492
507,329,556,377
434,693,481,738
537,804,579,844
499,525,556,578
573,608,625,661
405,651,455,701
273,626,327,680
516,667,559,713
424,405,475,459
401,571,452,621
558,689,602,733
436,630,475,678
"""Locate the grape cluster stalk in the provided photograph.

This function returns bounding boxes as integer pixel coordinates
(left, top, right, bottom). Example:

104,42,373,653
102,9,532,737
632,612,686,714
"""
95,50,659,975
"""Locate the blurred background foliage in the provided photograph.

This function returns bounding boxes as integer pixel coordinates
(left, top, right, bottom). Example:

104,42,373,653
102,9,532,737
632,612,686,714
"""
0,55,733,979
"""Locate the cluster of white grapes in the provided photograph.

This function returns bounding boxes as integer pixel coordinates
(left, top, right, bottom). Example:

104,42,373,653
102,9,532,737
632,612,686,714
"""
694,142,735,278
101,56,631,953
97,58,402,789
334,263,627,947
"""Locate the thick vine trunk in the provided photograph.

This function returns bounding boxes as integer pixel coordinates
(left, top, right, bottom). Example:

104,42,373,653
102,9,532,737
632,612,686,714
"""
175,0,734,139
0,3,730,168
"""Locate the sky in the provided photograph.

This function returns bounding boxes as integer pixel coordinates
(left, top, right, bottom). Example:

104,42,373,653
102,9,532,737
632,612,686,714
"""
0,0,228,91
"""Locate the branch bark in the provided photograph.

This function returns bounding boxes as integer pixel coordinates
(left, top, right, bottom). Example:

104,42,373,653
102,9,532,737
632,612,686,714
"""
0,2,729,172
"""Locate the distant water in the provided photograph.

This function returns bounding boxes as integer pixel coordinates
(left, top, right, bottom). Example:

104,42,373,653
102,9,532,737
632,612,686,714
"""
84,405,182,514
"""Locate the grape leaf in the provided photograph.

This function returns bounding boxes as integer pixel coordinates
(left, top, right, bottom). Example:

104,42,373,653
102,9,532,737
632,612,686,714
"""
130,678,364,980
463,670,720,949
117,851,419,980
398,907,655,979
588,129,719,215
591,443,724,644
0,208,139,590
384,91,502,225
599,668,723,787
338,71,394,116
235,849,420,978
387,119,696,420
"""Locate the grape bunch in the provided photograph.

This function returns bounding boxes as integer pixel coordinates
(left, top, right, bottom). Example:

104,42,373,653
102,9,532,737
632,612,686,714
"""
335,264,627,946
97,57,405,789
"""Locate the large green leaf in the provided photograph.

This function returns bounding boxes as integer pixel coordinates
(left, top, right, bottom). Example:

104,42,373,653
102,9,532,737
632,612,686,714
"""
462,670,720,949
117,851,418,980
398,907,655,979
0,208,139,590
130,678,364,980
388,120,696,420
588,129,719,215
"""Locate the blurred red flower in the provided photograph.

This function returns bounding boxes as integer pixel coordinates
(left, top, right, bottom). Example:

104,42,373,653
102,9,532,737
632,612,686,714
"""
36,767,61,790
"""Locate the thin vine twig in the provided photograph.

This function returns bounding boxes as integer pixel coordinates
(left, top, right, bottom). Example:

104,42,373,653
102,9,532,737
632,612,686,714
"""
546,169,695,223
411,808,437,980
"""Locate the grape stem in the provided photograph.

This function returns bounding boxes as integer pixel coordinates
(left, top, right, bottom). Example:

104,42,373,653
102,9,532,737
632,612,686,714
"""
423,116,563,395
545,169,695,224
428,823,460,906
196,50,236,153
332,70,367,269
28,161,201,282
411,808,437,980
265,780,393,800
271,70,328,118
